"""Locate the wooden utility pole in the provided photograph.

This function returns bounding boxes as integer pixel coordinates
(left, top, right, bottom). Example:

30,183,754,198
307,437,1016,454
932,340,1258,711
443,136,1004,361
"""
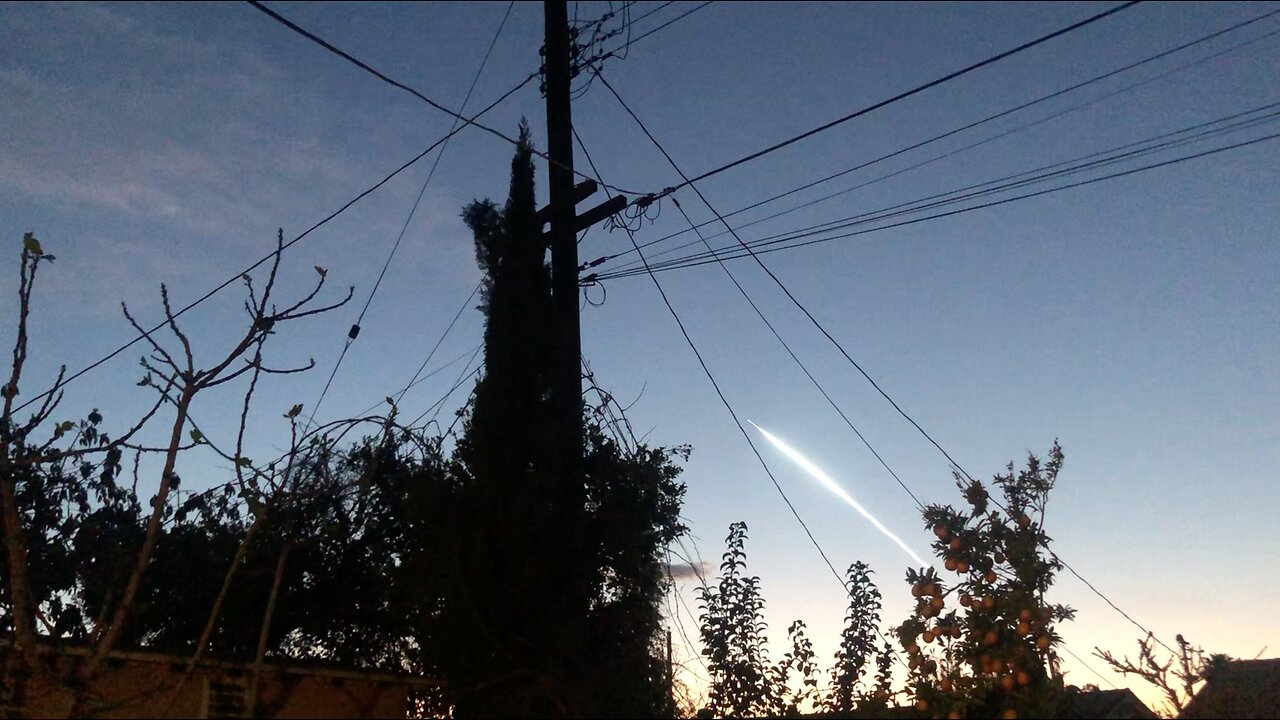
544,0,582,479
543,4,585,714
540,9,628,711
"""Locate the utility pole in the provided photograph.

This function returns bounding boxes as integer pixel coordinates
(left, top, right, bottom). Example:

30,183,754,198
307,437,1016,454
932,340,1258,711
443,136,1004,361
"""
544,0,582,480
541,7,628,712
542,3,585,714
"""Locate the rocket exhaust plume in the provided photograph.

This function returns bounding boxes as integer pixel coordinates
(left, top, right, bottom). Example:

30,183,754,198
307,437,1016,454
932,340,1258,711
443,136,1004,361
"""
748,420,927,567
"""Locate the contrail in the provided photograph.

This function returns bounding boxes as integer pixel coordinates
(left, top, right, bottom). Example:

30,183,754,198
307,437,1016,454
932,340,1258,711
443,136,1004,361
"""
748,420,928,567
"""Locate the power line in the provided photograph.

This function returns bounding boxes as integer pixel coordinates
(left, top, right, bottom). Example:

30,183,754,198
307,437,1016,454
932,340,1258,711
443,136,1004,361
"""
595,67,1207,662
634,1,1140,205
600,101,1280,277
660,170,928,511
306,3,514,429
246,0,640,195
392,283,482,407
614,1,713,51
350,343,481,419
408,344,484,428
672,582,712,681
1062,643,1121,690
584,79,933,586
576,1,712,65
663,548,712,682
602,127,1280,277
598,68,979,490
569,2,714,101
599,8,1280,268
625,1,677,28
576,135,842,589
575,122,910,672
14,73,536,416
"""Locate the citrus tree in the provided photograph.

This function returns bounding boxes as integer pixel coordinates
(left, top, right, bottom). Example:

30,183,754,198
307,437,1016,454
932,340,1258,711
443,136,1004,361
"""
897,443,1075,719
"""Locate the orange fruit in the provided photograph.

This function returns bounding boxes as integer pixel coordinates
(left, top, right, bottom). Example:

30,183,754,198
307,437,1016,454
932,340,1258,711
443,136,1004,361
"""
985,570,998,583
931,596,945,611
913,583,924,598
934,525,950,539
983,630,998,646
1016,514,1030,528
995,551,1007,564
1019,609,1033,622
949,536,963,551
1000,674,1015,691
959,593,972,607
1036,635,1051,650
983,596,996,610
1017,670,1030,686
945,557,959,572
1016,621,1031,637
957,560,970,574
922,630,936,644
1001,711,1017,720
940,677,953,693
951,625,962,639
916,699,929,712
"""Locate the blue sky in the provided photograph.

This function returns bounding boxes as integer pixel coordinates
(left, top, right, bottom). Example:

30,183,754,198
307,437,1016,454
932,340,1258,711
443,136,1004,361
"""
2,1,1278,706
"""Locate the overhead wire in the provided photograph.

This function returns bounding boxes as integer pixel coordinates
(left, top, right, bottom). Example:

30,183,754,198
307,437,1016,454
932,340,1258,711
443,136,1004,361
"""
595,64,1204,660
306,2,515,429
582,80,931,559
246,0,640,195
351,343,481,419
597,6,1280,268
575,119,911,672
672,183,927,512
633,1,1140,205
597,69,980,486
570,1,712,99
392,283,483,407
625,0,678,29
1063,641,1122,690
613,1,713,51
408,344,484,429
14,72,536,416
599,101,1280,277
600,127,1280,277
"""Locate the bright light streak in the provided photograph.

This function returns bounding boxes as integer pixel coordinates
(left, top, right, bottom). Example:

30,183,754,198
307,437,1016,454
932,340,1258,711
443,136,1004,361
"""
748,420,928,567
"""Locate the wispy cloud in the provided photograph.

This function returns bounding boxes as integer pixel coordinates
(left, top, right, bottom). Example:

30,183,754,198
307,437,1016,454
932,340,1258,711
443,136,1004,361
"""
666,561,711,582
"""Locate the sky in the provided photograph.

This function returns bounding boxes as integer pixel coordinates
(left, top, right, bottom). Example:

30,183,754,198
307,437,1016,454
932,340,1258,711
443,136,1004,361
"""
2,0,1278,710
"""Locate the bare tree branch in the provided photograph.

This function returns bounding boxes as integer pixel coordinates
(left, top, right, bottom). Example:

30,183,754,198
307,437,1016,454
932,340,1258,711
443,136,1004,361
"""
160,284,194,375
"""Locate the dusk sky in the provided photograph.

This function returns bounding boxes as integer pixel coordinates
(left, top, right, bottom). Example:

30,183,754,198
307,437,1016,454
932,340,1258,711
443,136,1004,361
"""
2,1,1278,707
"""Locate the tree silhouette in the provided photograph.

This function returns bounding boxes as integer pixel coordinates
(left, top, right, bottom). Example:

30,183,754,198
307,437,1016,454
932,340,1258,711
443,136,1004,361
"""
2,138,688,717
445,121,686,717
825,561,894,714
898,443,1076,719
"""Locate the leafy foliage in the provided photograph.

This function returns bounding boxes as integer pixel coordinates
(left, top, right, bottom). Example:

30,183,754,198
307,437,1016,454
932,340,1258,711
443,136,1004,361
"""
826,561,894,714
897,443,1074,719
698,522,777,718
1,214,689,719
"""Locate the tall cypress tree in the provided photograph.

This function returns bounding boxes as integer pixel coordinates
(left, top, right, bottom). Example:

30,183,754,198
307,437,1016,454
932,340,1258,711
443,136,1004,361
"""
447,120,568,716
446,122,686,717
